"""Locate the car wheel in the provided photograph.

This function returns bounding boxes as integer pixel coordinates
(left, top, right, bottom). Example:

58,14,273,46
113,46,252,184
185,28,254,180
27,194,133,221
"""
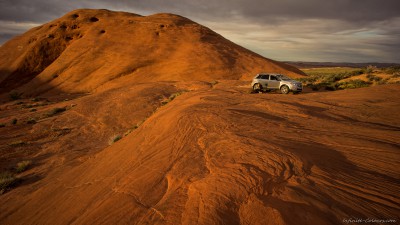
253,83,262,92
280,85,289,94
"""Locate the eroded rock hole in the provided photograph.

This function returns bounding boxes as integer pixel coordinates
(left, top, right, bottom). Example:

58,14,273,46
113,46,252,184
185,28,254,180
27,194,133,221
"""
89,17,99,22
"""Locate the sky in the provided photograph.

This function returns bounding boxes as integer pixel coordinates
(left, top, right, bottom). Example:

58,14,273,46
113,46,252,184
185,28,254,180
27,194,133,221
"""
0,0,399,63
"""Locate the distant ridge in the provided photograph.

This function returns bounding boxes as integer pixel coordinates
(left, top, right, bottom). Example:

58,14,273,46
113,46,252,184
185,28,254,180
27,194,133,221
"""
285,61,400,69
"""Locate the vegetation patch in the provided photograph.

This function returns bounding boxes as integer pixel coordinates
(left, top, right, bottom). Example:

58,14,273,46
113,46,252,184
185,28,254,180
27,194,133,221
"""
11,118,18,125
161,91,186,105
109,134,122,145
366,74,382,82
9,91,22,100
124,119,146,136
16,161,32,173
384,66,400,76
296,67,400,91
337,79,371,89
0,123,5,128
26,118,37,124
0,172,19,195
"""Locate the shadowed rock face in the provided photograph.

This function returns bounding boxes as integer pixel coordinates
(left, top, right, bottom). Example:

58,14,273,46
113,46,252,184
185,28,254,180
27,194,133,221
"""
0,9,304,96
0,9,399,225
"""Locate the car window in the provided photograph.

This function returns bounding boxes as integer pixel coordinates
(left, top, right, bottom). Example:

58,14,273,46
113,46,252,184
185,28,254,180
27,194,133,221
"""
261,75,268,79
256,75,262,79
270,75,277,80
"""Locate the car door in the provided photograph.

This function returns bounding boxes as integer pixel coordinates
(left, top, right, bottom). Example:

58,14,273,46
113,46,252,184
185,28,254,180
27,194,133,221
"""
258,75,269,88
269,75,280,89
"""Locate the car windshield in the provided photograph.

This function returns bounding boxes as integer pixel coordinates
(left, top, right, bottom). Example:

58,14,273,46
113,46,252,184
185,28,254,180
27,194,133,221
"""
276,75,291,81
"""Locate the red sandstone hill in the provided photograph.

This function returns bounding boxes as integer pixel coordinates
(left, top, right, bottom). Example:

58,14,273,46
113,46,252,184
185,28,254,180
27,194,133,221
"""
0,9,304,96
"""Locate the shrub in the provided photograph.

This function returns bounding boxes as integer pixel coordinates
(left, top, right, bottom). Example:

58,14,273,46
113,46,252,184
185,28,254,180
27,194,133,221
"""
9,91,22,100
337,79,371,89
16,161,32,173
109,134,122,145
383,66,400,75
0,123,5,128
11,118,17,125
364,66,375,75
366,74,382,82
377,78,389,85
307,83,320,91
27,118,36,124
297,76,318,83
0,172,18,194
161,92,185,105
349,69,364,76
325,85,336,91
321,72,353,83
47,107,66,117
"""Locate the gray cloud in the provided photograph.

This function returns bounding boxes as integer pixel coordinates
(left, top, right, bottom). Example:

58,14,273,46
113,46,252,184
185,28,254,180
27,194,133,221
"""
0,0,399,62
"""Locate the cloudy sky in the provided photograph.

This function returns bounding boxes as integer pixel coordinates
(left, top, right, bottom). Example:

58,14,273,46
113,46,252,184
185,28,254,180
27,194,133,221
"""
1,0,399,63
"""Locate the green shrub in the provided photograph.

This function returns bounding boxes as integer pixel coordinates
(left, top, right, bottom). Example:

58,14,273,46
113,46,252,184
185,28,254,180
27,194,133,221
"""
0,172,18,194
0,123,5,128
321,72,353,83
377,78,389,85
364,66,375,75
109,134,122,145
337,79,371,89
297,76,318,83
11,118,17,125
349,69,364,76
366,74,382,82
384,66,400,75
161,91,186,105
16,161,32,173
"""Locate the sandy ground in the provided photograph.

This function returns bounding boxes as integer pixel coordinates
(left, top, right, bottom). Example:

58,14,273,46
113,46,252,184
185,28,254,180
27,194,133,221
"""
0,81,399,225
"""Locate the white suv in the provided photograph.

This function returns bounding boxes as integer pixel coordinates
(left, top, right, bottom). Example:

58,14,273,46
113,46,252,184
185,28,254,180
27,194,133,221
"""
251,73,302,94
